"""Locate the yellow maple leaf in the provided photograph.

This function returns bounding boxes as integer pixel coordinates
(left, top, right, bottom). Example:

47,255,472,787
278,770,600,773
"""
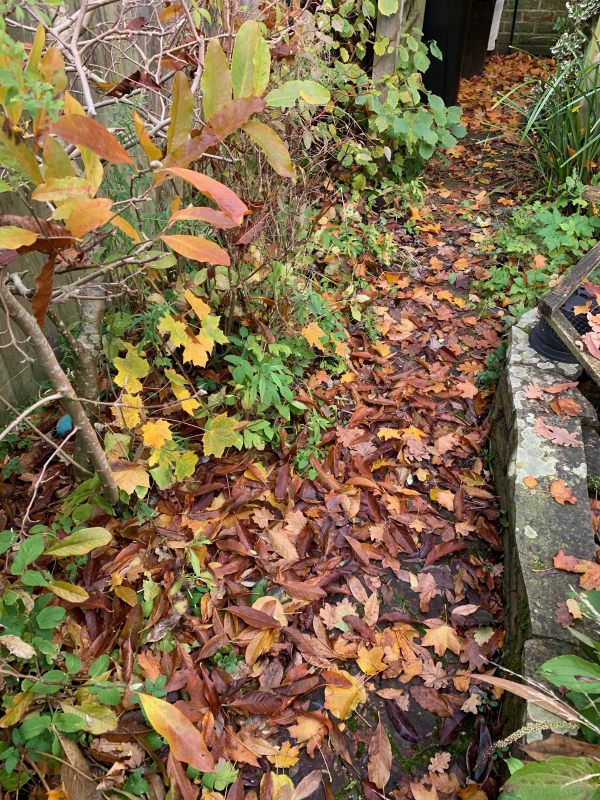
158,313,188,348
323,669,366,720
184,288,210,321
421,624,461,657
141,419,172,450
166,369,200,416
183,330,214,367
112,462,150,495
288,714,326,743
113,392,143,429
202,414,241,458
356,645,387,676
267,741,300,768
302,321,327,351
113,349,149,394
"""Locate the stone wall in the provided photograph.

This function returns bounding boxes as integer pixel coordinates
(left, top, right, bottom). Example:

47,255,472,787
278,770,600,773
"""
496,0,567,55
491,309,597,739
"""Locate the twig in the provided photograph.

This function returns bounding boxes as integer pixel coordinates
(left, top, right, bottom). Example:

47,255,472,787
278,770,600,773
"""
0,393,62,443
21,427,78,531
70,0,96,115
0,393,92,476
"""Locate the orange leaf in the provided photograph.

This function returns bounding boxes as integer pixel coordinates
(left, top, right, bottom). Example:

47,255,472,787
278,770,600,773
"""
550,479,577,505
554,549,600,590
138,693,214,771
160,234,231,266
50,115,133,165
160,167,248,225
32,259,55,326
66,197,113,238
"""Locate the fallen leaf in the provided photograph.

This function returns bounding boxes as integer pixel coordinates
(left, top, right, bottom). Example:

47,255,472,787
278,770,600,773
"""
550,479,577,505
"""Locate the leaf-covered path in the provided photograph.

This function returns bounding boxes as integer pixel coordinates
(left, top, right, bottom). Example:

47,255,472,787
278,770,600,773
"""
0,54,547,800
131,57,537,800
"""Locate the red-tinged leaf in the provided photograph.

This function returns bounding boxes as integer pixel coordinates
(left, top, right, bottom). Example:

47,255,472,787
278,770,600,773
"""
138,693,214,771
226,605,282,629
550,479,577,505
368,716,392,790
32,258,55,326
160,167,249,224
164,97,265,168
169,206,240,229
228,691,283,715
277,579,327,601
283,627,336,666
411,686,463,718
543,381,579,394
424,540,467,565
554,550,600,590
533,417,579,447
160,234,231,266
50,115,133,165
166,752,199,800
235,214,268,245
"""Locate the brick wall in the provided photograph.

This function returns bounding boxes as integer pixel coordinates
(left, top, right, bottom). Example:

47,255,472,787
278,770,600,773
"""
495,0,567,55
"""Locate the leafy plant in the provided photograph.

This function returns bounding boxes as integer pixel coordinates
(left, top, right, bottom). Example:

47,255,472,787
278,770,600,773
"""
500,59,600,189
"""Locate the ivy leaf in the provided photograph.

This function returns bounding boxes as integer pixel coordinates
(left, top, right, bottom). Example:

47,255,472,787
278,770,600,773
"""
45,527,112,558
378,0,399,15
302,322,328,351
175,450,199,481
203,414,241,457
158,313,188,348
141,420,173,449
138,692,214,771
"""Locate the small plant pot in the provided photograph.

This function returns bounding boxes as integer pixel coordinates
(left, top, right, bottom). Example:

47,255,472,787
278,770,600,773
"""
529,286,599,364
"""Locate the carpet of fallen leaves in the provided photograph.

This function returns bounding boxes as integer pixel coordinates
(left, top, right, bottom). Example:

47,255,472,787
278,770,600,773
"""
1,53,554,800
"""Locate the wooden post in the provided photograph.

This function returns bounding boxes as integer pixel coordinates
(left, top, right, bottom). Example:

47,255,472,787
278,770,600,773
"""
373,0,406,82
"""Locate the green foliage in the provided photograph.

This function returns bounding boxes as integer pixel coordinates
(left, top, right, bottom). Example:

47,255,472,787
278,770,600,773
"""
500,59,600,189
500,590,600,799
306,4,466,188
474,194,600,317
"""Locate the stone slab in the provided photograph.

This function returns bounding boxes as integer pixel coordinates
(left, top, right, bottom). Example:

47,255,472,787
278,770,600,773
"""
492,308,596,732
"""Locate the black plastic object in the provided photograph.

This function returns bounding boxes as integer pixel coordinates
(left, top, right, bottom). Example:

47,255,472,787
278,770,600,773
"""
462,0,496,78
529,286,599,364
422,0,472,105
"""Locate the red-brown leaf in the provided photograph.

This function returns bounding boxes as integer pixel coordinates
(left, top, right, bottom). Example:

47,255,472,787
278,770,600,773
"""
50,115,133,165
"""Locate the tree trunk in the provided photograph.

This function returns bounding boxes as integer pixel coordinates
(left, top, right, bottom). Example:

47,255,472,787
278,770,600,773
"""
373,0,406,83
